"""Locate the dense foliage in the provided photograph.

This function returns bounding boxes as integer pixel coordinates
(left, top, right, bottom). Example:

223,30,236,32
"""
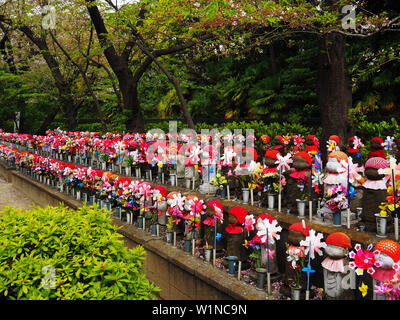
0,0,398,137
0,204,159,300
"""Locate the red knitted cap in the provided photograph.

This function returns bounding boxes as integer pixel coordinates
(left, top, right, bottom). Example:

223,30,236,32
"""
206,200,223,214
371,137,383,145
256,213,275,224
329,135,340,145
293,152,312,166
325,232,351,249
288,222,310,236
242,147,258,162
264,149,281,159
375,240,400,263
260,135,270,145
274,135,284,144
229,206,248,224
154,186,167,199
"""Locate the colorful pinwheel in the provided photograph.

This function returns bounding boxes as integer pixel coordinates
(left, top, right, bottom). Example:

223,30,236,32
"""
349,243,377,276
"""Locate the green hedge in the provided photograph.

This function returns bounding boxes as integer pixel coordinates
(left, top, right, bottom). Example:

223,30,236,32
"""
0,204,159,300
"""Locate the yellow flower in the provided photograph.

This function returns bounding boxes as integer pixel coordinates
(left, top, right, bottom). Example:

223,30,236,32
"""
380,210,387,217
359,282,368,298
157,161,163,168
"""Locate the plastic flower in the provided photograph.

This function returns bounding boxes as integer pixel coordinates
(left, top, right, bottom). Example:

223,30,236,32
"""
265,248,275,260
327,141,337,152
349,244,377,276
359,282,368,298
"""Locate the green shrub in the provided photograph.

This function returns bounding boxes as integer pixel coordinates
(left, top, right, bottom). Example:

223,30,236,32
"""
0,204,159,300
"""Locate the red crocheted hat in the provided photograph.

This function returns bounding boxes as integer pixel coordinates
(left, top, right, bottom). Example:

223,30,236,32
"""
167,191,179,199
154,186,167,199
293,152,312,166
375,240,400,263
274,135,284,144
325,232,351,249
260,135,270,145
228,206,248,225
329,135,340,145
256,213,274,224
206,200,223,214
364,157,389,170
242,147,258,162
288,222,310,236
264,149,281,159
370,137,383,145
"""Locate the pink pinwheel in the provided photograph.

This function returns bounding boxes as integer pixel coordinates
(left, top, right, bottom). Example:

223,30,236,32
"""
189,198,206,218
341,157,363,183
73,167,86,180
63,166,73,177
244,214,255,235
300,229,326,260
139,182,152,198
275,153,292,173
349,243,377,276
353,136,364,149
265,248,276,260
294,135,304,146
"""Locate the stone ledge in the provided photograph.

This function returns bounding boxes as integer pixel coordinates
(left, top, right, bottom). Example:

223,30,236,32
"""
114,219,268,300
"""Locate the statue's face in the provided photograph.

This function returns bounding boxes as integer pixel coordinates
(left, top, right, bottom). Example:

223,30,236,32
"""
274,137,282,145
305,137,314,146
293,157,310,170
288,230,306,245
365,167,385,181
375,252,395,269
264,156,277,167
324,244,348,259
205,206,214,217
326,157,342,173
228,214,238,225
371,140,382,149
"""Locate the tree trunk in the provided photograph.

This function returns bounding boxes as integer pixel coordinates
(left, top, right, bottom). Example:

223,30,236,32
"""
317,32,352,162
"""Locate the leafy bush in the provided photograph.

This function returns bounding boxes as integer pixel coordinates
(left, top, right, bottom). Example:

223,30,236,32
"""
0,204,159,300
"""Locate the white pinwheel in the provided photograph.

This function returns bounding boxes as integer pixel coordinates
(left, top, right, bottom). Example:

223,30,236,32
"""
221,148,237,166
188,145,202,164
275,153,293,173
256,217,282,244
300,229,326,260
170,193,186,212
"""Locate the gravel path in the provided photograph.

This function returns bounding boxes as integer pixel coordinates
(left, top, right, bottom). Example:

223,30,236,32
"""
0,177,35,216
